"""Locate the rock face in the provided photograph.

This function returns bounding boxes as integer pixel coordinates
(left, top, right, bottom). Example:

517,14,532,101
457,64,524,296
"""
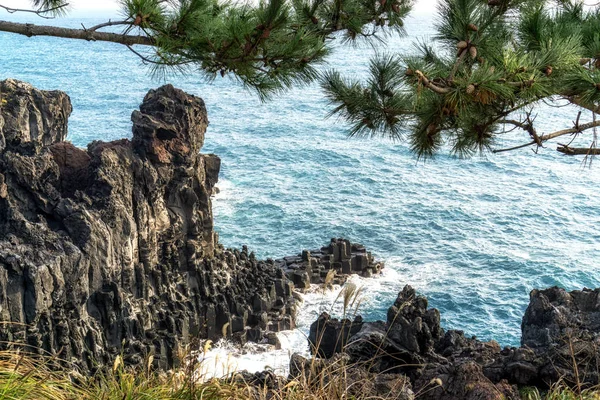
306,285,600,398
0,79,71,153
308,312,364,358
520,287,600,385
0,80,304,371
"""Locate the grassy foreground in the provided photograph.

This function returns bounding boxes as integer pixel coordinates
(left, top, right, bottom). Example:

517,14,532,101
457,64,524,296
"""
0,349,599,400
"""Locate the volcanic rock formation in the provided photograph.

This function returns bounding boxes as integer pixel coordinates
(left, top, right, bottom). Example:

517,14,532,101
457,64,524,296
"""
0,79,383,373
305,285,600,399
0,80,293,372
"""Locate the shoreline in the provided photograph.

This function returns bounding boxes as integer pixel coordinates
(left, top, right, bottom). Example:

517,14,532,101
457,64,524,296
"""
0,79,598,399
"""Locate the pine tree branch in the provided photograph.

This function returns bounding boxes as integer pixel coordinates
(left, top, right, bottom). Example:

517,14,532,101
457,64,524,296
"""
84,20,132,32
556,144,600,155
0,2,68,19
539,120,600,141
125,45,193,66
565,96,600,114
414,70,450,94
492,141,537,153
0,20,153,46
492,119,600,153
125,45,163,65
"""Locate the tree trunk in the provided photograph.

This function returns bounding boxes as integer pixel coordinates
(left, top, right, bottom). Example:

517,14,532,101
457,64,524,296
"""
556,144,600,155
0,20,153,46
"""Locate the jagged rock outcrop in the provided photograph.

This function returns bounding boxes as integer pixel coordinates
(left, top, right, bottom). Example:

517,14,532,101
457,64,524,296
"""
308,312,364,358
277,238,383,290
519,287,600,385
0,79,305,372
0,79,386,374
306,285,600,398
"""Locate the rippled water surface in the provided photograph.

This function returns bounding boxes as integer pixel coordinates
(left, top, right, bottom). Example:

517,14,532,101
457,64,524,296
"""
1,11,599,350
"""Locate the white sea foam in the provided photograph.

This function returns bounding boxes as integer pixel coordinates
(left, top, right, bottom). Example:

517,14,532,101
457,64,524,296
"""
197,267,412,379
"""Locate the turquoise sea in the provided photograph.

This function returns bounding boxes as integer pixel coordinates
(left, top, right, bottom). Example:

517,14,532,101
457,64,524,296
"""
1,10,599,350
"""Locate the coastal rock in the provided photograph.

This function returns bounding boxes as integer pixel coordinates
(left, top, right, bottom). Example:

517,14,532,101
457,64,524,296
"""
0,79,387,374
0,79,71,154
345,321,427,375
277,238,383,289
309,285,443,376
522,286,600,349
306,285,600,397
415,361,520,400
0,80,303,372
308,312,364,358
520,286,600,385
387,285,443,355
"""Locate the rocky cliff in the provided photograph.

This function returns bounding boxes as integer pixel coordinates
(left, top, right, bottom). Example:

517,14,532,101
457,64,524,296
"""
0,79,383,373
0,79,303,372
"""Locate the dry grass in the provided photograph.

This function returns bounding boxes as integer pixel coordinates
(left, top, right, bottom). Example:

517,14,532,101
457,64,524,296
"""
0,347,409,400
4,346,598,400
521,383,600,400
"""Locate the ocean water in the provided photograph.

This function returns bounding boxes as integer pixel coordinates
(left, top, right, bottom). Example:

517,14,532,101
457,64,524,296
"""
1,9,600,373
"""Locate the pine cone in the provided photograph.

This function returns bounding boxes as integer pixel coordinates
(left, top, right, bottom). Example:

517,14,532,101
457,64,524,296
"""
466,84,476,94
544,66,553,76
467,23,478,31
469,46,477,59
426,123,437,135
405,68,414,76
457,41,468,50
392,3,400,12
311,16,319,24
